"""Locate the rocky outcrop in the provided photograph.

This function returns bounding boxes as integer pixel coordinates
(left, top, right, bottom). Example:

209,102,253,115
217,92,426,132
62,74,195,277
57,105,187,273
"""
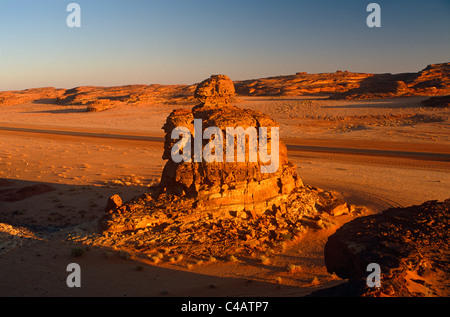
1,63,448,107
0,87,65,106
159,75,298,206
330,63,450,100
321,199,450,297
234,71,371,96
194,74,236,105
412,63,450,94
86,99,120,112
234,63,450,99
97,75,360,258
56,84,196,107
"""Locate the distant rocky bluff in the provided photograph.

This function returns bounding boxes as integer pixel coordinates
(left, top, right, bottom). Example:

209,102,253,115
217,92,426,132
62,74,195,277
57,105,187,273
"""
1,63,449,109
236,62,450,99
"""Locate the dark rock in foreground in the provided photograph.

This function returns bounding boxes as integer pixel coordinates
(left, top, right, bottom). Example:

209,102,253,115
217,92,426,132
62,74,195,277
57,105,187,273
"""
316,199,450,297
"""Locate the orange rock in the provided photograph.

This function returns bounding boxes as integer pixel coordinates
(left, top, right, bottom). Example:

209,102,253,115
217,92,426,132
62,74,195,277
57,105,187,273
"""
194,74,235,106
104,194,122,213
324,199,349,216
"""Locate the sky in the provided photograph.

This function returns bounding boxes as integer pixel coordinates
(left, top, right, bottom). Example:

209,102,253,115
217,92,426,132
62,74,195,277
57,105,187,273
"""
0,0,449,91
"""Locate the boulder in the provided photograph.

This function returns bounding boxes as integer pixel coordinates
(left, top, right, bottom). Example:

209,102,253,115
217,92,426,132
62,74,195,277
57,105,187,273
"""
104,194,123,213
322,199,450,297
194,74,235,106
324,199,349,216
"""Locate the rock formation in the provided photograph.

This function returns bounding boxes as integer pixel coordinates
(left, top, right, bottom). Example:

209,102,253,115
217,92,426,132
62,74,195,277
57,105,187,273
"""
159,75,300,211
319,199,450,297
86,99,120,112
97,75,358,258
2,63,449,108
0,87,65,106
55,84,196,107
329,63,450,100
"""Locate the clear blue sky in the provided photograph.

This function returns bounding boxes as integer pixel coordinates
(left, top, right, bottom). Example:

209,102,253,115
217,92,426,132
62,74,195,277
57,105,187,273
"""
0,0,449,90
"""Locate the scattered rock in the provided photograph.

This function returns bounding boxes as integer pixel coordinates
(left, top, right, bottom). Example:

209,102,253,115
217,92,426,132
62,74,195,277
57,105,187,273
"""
330,63,450,100
0,223,40,255
104,194,123,213
324,199,349,216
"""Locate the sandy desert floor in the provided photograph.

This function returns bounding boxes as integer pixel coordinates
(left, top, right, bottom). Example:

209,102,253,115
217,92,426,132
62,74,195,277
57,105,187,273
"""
0,96,448,296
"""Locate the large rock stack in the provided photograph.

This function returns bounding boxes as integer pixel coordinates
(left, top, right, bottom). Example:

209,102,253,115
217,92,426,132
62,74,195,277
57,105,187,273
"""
159,75,302,216
97,75,354,258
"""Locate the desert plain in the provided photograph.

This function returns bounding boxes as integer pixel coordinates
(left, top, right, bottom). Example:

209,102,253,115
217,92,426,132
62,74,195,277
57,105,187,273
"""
0,66,449,297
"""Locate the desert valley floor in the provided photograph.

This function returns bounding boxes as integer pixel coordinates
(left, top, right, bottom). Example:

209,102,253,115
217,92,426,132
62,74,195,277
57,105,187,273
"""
0,95,449,296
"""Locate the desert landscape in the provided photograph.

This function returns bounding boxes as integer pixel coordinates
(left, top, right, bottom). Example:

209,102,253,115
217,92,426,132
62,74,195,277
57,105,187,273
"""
0,63,449,298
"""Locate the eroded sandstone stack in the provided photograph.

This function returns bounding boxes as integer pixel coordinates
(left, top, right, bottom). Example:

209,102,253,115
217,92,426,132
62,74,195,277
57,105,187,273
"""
159,75,301,216
97,75,356,258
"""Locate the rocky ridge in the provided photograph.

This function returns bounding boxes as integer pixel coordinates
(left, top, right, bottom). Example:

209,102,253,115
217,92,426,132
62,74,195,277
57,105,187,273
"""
235,63,450,99
1,63,448,108
330,63,450,100
0,87,65,106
